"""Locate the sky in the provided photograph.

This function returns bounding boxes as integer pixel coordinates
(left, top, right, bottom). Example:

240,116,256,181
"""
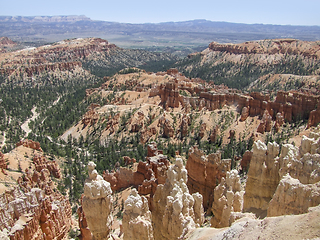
1,0,319,26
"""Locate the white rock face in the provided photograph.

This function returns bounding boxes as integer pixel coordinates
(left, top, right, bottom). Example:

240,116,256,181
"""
267,129,320,217
211,169,245,228
242,128,320,218
268,173,320,216
152,158,204,240
243,140,280,213
82,161,113,240
123,189,154,240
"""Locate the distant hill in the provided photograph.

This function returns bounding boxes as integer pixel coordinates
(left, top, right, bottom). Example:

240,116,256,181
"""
0,15,319,53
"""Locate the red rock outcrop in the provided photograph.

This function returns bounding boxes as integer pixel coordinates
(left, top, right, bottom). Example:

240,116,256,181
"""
32,155,61,179
0,151,7,171
240,150,253,172
240,106,249,121
140,127,157,144
103,143,169,210
274,112,285,132
82,108,99,126
257,110,272,133
229,129,235,139
158,114,174,138
0,156,72,239
210,125,220,143
123,156,136,165
179,114,190,138
199,123,206,139
147,142,162,157
16,139,42,152
307,109,320,128
131,111,145,132
186,146,231,210
77,196,93,240
159,81,180,109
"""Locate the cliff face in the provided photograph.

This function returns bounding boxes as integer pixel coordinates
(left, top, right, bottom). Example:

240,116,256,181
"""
149,72,320,128
186,146,231,210
208,39,320,59
0,38,115,81
0,155,71,239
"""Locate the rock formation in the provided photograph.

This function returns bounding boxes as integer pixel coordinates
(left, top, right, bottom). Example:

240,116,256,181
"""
159,81,180,109
32,155,61,179
82,162,113,240
152,157,204,240
267,174,320,217
77,196,93,240
257,110,272,133
162,119,174,138
186,146,231,209
186,205,320,240
274,112,284,132
16,139,42,152
131,111,145,132
140,127,157,144
208,39,320,59
179,114,190,138
82,108,100,126
0,156,71,239
266,131,320,216
123,189,154,240
0,151,7,171
103,143,169,194
104,143,169,210
210,170,245,228
240,106,249,121
209,125,220,143
199,122,206,139
243,140,280,214
240,150,252,173
244,128,320,218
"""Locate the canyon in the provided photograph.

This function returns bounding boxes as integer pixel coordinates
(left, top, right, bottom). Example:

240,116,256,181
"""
0,36,320,239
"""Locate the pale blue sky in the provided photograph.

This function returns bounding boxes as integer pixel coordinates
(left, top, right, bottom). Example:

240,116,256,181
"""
1,0,319,26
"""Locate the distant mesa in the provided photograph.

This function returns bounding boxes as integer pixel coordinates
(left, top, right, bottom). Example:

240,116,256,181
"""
0,15,91,23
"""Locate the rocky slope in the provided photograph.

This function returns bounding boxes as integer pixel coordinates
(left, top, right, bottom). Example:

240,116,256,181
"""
62,68,320,155
0,142,72,239
0,37,177,85
175,39,320,90
186,205,320,240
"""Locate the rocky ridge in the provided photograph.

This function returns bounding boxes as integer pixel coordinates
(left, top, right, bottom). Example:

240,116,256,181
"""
208,39,320,59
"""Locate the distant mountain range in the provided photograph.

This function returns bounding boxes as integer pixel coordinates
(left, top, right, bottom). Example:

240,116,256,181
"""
1,15,320,52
